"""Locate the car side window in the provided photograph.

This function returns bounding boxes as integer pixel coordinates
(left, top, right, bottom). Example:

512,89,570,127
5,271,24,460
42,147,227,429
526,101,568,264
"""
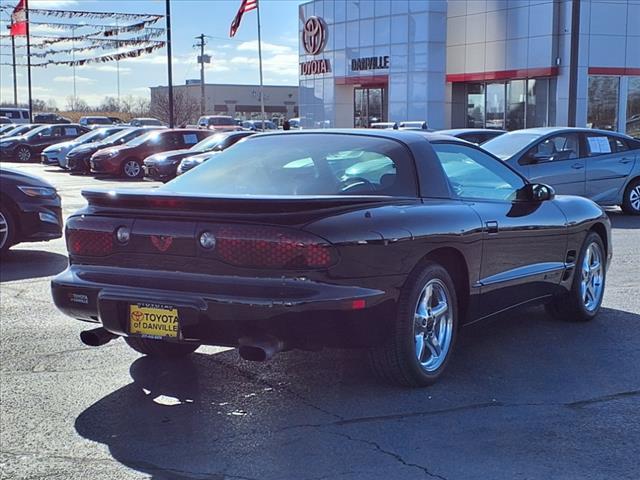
432,143,525,201
609,136,629,152
526,133,580,163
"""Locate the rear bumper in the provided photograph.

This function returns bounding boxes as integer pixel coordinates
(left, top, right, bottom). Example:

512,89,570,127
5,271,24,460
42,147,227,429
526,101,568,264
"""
51,265,396,348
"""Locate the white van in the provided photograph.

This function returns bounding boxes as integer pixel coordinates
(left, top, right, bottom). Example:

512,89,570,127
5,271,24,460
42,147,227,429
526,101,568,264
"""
0,107,29,124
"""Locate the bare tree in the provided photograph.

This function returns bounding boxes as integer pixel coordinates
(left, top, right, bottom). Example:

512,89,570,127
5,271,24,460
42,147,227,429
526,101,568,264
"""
150,89,198,126
98,96,120,112
65,96,90,112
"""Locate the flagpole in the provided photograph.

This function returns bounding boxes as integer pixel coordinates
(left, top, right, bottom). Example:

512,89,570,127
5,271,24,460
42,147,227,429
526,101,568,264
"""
25,0,33,122
165,0,174,128
256,1,266,124
10,29,18,105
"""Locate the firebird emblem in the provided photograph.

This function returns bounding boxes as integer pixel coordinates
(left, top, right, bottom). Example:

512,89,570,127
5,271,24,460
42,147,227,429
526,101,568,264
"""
150,235,173,252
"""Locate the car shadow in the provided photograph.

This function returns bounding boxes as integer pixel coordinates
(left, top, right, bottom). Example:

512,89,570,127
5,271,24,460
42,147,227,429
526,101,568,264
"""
607,210,640,229
0,249,68,282
74,305,640,479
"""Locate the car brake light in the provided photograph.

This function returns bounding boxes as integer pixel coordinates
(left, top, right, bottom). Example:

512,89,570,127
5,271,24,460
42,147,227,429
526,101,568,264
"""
66,229,114,256
214,225,335,269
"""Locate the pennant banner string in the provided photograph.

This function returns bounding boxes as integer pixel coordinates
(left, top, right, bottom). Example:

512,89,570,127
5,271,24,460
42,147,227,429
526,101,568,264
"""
0,5,163,21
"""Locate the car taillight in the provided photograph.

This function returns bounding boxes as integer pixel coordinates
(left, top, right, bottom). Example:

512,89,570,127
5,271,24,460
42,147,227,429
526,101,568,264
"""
214,225,335,269
66,229,114,256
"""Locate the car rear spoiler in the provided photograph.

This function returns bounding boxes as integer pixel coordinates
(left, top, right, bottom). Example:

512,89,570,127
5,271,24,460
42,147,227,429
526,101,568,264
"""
81,189,413,215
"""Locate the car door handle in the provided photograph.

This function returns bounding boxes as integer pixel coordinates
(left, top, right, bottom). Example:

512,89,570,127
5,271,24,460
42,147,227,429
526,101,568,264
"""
571,163,584,170
485,221,499,234
620,157,632,164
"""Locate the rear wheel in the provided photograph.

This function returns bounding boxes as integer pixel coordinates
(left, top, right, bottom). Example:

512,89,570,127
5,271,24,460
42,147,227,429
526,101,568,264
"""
122,159,143,179
546,231,606,322
15,146,32,163
0,207,16,254
124,337,200,358
369,262,458,387
621,178,640,215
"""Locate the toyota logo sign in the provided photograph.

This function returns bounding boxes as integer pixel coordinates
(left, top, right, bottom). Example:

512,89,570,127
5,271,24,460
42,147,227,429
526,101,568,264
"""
302,16,327,55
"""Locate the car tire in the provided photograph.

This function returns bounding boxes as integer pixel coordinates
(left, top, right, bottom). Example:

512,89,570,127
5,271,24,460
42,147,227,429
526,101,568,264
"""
15,146,32,163
121,159,143,179
369,261,458,387
621,178,640,215
124,337,200,358
0,206,16,254
545,231,606,322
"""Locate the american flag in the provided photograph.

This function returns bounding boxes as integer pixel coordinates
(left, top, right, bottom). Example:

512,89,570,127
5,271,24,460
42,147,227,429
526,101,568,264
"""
230,0,258,38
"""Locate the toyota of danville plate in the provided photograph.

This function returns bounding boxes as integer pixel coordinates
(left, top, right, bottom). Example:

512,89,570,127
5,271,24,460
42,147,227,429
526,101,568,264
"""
51,130,612,387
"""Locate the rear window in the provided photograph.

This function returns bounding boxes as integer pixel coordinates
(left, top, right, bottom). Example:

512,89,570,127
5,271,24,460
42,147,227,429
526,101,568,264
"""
163,134,417,197
206,117,235,126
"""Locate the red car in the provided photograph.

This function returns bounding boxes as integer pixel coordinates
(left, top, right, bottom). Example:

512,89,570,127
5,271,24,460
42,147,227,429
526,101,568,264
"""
90,129,212,179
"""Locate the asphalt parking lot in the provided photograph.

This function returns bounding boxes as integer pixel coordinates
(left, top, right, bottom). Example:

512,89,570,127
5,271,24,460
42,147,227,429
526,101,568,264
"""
1,163,639,480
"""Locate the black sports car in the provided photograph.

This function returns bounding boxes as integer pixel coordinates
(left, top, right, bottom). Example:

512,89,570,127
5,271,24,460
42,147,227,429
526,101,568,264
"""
51,130,611,386
0,167,63,253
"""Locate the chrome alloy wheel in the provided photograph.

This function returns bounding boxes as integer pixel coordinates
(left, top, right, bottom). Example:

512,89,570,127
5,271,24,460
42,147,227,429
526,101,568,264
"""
124,160,141,178
413,279,454,372
0,211,9,250
629,185,640,212
581,242,604,312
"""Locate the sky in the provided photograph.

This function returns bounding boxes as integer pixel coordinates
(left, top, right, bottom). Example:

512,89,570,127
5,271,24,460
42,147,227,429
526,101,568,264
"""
0,0,304,108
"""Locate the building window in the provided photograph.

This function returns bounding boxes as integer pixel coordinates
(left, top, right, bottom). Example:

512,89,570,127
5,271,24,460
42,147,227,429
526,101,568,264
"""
588,76,619,131
627,77,640,138
506,80,526,131
466,83,484,128
526,78,549,128
486,83,505,129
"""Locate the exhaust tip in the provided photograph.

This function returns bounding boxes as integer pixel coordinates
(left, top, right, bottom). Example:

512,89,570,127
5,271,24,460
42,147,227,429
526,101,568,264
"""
238,335,284,362
238,345,268,362
80,327,118,347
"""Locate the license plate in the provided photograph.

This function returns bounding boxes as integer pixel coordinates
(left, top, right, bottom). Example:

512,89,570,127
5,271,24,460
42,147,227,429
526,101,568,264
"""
129,303,179,338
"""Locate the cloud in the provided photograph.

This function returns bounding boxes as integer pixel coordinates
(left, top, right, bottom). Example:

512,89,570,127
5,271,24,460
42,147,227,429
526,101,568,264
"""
236,40,293,55
53,75,95,84
80,65,132,74
230,53,298,77
29,0,78,7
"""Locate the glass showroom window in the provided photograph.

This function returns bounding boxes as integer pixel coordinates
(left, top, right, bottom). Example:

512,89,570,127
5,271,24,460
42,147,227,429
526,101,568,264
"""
627,77,640,138
486,83,505,129
506,80,526,130
467,83,484,128
526,78,549,128
588,76,619,131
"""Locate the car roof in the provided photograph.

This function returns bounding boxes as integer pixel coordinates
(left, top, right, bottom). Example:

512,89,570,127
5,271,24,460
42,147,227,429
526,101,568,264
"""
250,128,468,146
438,128,506,135
505,126,631,138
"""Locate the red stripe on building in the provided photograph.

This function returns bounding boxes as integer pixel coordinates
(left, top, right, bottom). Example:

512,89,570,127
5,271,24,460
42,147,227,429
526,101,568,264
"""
588,67,640,76
446,67,559,83
335,75,389,86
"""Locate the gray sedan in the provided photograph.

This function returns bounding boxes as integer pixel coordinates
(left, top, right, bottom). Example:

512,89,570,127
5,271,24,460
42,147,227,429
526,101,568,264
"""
482,127,640,214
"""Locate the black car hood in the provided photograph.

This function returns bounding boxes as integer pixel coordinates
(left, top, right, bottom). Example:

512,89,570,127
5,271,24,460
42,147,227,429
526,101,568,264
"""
0,166,55,188
145,149,194,163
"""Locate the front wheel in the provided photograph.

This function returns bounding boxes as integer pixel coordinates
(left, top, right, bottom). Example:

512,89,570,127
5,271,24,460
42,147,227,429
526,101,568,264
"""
621,178,640,215
0,207,16,254
124,337,200,358
121,159,143,179
546,231,606,322
369,262,458,387
15,146,32,163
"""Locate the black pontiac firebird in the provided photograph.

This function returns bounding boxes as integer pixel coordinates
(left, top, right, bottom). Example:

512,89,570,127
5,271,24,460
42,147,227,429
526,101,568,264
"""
51,130,611,387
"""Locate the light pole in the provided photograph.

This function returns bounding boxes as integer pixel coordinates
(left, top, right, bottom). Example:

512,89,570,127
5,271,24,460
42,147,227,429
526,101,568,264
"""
165,0,174,127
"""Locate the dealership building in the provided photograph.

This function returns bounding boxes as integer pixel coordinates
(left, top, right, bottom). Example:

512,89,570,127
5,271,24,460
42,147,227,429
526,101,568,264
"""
298,0,640,136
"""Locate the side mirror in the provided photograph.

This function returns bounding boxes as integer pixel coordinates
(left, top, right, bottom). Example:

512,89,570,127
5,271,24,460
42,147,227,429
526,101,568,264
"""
518,183,555,202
